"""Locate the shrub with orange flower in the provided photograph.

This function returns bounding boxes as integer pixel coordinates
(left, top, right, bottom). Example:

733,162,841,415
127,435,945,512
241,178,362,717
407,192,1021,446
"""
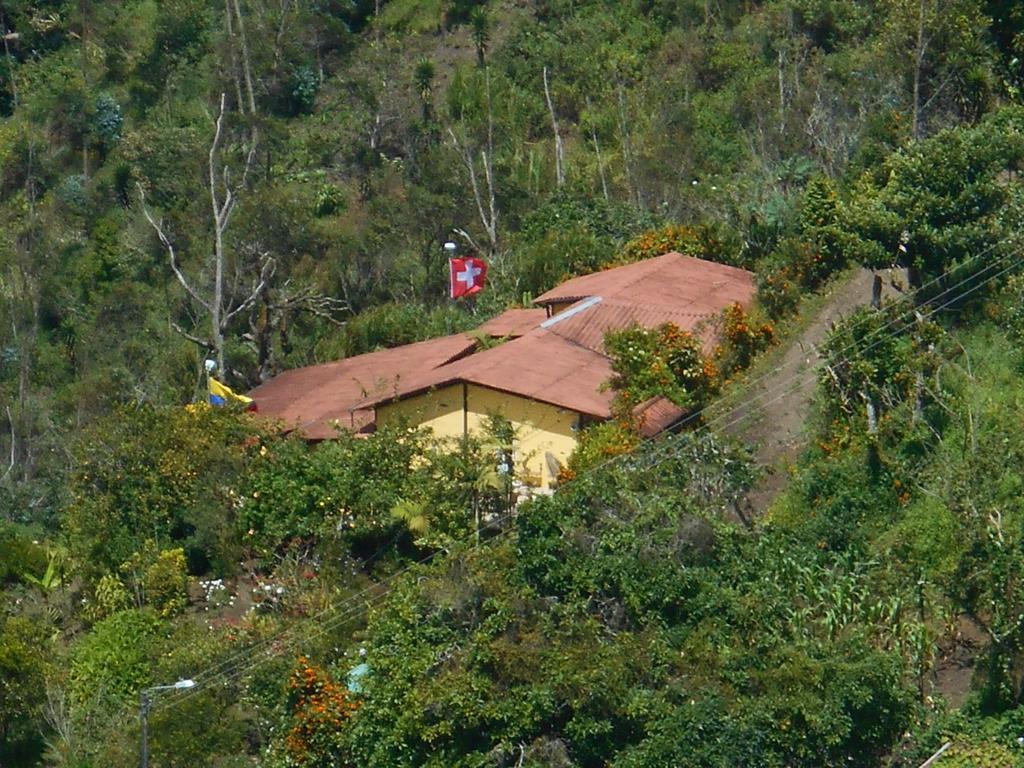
717,302,775,375
615,224,704,265
604,323,718,415
284,656,360,766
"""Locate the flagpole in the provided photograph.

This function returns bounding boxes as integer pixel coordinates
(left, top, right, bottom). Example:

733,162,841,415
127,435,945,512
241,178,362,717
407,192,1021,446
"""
444,241,458,305
204,358,216,405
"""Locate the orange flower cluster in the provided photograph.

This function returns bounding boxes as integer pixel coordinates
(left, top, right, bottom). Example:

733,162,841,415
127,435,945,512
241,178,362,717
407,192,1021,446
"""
616,225,703,265
285,656,360,765
720,303,775,373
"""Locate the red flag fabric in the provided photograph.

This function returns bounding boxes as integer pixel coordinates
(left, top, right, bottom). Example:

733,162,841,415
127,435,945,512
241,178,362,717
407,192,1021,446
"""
449,256,487,299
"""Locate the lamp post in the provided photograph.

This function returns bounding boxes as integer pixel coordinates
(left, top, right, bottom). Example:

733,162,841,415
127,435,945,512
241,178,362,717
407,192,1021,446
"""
140,678,195,768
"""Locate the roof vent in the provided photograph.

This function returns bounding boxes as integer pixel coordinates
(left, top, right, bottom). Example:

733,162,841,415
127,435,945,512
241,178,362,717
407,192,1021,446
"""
540,296,603,328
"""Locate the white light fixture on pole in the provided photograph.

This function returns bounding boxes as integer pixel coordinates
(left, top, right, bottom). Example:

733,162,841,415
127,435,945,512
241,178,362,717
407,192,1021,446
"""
140,679,196,768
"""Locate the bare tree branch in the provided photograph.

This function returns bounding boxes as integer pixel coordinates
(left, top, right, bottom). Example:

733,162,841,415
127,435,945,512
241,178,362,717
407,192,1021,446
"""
453,227,485,254
224,256,276,325
138,185,213,313
2,405,14,482
171,321,213,350
445,68,499,253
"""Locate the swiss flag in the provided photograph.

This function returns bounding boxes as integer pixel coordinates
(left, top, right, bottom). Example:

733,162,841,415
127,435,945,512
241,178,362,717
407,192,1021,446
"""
449,256,487,299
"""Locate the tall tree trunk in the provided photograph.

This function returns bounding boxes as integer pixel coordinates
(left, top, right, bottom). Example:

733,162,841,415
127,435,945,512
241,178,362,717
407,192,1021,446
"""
912,0,927,140
777,48,786,133
543,66,565,188
225,0,246,113
587,97,609,202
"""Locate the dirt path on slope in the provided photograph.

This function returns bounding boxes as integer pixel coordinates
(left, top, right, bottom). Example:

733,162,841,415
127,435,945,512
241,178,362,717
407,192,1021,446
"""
724,268,890,516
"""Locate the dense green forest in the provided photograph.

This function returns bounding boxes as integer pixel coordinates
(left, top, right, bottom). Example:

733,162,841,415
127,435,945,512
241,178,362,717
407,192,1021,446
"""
3,0,1024,765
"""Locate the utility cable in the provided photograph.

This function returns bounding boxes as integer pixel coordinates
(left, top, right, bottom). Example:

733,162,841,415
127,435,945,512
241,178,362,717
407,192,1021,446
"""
153,243,1021,712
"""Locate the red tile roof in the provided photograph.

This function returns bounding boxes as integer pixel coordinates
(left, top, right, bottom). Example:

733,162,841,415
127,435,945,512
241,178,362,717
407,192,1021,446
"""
359,328,617,418
543,299,721,355
634,396,689,437
254,253,757,440
248,334,478,438
358,325,694,431
360,254,756,422
476,308,547,338
533,252,755,311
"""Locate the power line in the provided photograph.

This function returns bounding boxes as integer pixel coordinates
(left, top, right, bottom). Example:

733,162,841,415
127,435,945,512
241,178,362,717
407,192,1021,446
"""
154,243,1021,712
635,250,1021,477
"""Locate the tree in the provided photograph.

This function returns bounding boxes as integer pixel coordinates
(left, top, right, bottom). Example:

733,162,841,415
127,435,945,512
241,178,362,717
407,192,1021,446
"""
413,58,435,122
0,617,49,766
470,7,489,68
140,94,273,374
844,108,1024,284
878,0,993,138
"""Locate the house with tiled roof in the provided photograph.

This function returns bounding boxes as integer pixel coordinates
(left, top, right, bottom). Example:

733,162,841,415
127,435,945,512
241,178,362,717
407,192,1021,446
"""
359,253,756,488
246,334,479,438
250,252,756,488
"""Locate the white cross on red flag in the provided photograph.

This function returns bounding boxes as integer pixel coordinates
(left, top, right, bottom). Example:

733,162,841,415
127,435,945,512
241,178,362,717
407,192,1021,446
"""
449,256,488,299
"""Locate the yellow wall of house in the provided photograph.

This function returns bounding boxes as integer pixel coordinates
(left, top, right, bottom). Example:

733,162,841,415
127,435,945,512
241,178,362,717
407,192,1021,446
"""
376,383,465,439
376,383,580,489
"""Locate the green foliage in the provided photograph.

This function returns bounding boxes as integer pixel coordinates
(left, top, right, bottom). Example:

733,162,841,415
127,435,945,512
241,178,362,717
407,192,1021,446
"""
88,573,132,621
240,426,427,559
63,405,267,580
994,273,1024,349
843,108,1024,279
604,322,718,413
290,65,320,116
329,302,479,359
346,434,911,766
511,195,660,296
567,420,640,476
121,544,190,618
0,617,49,765
0,525,47,586
91,93,124,149
818,303,946,431
70,608,161,705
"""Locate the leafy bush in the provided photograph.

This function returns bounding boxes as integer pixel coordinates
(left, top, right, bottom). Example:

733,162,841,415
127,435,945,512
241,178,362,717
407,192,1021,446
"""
0,617,49,765
567,420,640,476
331,302,478,358
513,223,606,296
757,255,802,318
143,548,189,616
716,301,775,375
239,428,426,560
0,526,47,586
290,65,319,115
282,656,360,765
604,322,718,413
63,406,267,582
70,609,161,705
91,93,123,148
613,222,745,268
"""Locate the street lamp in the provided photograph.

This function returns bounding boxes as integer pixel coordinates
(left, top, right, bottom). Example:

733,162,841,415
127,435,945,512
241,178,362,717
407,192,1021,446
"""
140,678,195,768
